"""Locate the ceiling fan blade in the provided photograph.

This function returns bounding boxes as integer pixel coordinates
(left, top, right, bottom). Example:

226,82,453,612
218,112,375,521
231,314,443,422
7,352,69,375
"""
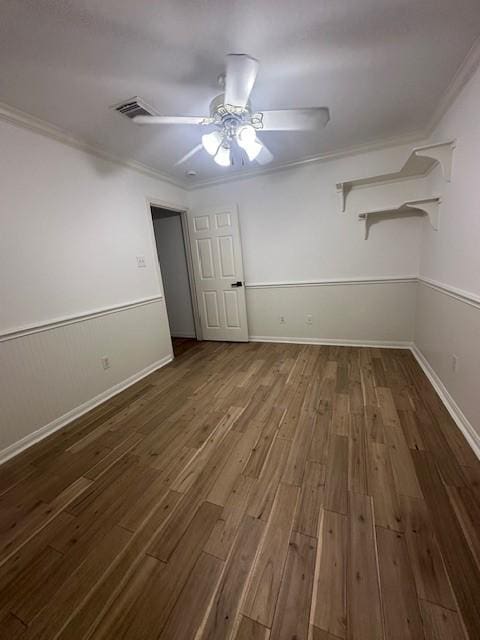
224,54,259,109
133,115,209,125
174,144,203,166
256,138,274,165
260,108,330,131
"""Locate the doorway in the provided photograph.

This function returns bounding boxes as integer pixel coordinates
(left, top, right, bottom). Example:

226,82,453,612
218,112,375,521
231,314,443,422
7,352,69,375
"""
150,205,199,350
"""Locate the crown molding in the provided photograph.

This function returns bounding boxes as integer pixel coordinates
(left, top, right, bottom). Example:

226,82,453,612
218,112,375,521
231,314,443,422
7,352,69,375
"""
426,34,480,136
187,130,426,190
0,102,186,189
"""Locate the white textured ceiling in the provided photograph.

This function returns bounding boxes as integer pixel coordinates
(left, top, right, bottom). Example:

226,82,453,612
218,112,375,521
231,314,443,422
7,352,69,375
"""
1,0,480,185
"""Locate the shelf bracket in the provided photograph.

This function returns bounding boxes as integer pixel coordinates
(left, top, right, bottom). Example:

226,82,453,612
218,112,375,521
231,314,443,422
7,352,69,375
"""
336,182,346,213
358,197,441,239
404,198,441,230
414,141,455,182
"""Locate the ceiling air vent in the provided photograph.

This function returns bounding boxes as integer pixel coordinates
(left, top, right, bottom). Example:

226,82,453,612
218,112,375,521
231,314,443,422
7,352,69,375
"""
112,96,157,120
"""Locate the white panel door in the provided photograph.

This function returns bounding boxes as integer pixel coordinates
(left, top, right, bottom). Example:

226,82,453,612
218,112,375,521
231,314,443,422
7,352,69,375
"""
187,206,249,341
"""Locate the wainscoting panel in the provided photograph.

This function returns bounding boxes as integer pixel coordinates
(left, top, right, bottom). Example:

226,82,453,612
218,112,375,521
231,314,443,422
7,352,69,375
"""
246,278,417,345
0,298,172,460
415,280,480,452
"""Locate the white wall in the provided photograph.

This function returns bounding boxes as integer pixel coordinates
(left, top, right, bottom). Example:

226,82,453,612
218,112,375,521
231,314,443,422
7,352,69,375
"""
152,212,196,338
414,60,480,449
0,120,186,331
0,118,187,458
190,143,428,344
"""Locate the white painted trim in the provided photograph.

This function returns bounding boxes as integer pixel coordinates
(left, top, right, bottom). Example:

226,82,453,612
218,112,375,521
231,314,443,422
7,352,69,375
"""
0,354,173,465
0,102,185,189
189,131,425,190
418,277,480,310
426,34,480,135
147,197,203,340
246,276,417,289
410,345,480,460
0,295,164,342
249,336,412,349
171,332,196,339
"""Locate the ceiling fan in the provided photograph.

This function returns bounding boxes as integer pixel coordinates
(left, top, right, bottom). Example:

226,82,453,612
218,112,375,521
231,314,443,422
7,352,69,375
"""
133,53,330,168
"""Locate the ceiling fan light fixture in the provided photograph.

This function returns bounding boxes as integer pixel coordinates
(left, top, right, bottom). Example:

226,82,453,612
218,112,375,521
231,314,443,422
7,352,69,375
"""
202,130,223,156
214,144,231,167
236,124,262,161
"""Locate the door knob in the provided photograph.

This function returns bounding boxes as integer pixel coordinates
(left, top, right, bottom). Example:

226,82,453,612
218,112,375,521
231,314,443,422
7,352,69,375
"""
231,281,243,287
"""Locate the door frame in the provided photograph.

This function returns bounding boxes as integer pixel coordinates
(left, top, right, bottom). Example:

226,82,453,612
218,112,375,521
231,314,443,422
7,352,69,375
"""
145,197,203,341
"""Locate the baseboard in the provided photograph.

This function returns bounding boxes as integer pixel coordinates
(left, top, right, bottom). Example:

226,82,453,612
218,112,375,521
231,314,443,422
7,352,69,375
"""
171,332,196,339
249,335,412,349
410,345,480,460
0,353,173,466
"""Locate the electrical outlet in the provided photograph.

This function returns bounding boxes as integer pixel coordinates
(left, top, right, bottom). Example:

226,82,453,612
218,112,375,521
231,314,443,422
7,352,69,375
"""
452,354,459,373
279,316,286,324
306,314,313,325
101,356,111,370
136,255,146,268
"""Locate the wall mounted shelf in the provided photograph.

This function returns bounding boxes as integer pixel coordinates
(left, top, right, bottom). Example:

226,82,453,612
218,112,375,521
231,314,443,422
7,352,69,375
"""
358,197,441,239
336,140,455,212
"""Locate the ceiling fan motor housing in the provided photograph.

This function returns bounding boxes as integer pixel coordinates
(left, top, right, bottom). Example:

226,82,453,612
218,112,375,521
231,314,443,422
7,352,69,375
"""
209,94,263,138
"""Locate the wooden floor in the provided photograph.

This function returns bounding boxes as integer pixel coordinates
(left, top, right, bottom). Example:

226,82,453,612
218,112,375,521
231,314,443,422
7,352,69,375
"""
1,341,479,640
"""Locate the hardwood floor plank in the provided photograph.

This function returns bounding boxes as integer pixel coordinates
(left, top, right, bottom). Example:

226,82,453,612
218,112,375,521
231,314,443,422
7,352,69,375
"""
282,412,316,486
243,407,285,479
412,450,480,639
400,495,456,610
419,600,467,640
0,612,26,639
204,474,254,560
94,500,221,639
270,531,317,640
199,516,265,640
293,461,325,537
311,509,347,639
247,437,291,521
234,615,270,640
324,436,348,515
159,551,224,640
376,526,425,640
348,413,367,495
445,484,480,571
333,394,349,436
367,440,403,532
347,492,384,640
23,525,132,639
242,483,299,627
376,387,422,499
147,430,241,561
55,490,182,640
0,545,63,624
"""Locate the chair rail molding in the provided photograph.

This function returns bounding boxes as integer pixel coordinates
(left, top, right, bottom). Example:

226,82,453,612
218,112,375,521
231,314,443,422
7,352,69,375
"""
0,295,164,342
245,275,417,289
